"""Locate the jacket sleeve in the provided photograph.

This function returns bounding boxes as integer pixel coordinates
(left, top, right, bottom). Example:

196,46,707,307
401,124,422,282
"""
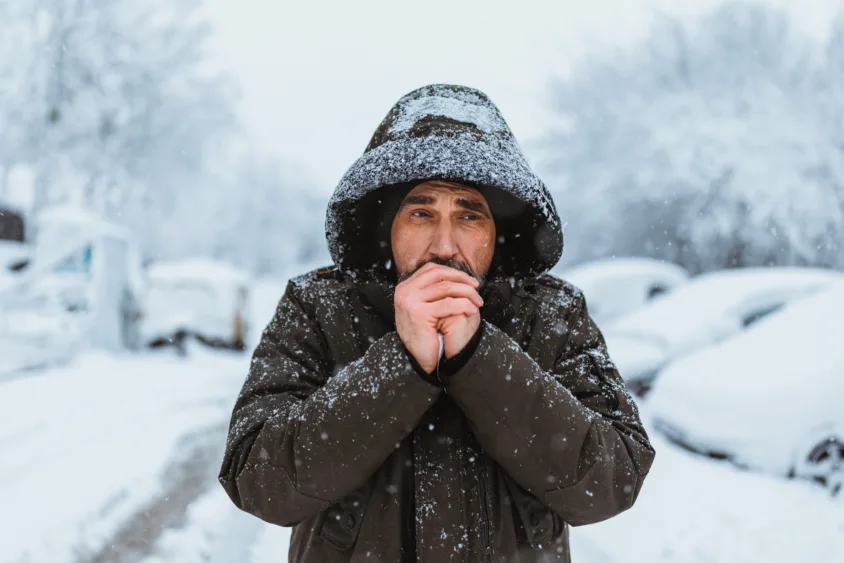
218,281,442,526
444,290,655,526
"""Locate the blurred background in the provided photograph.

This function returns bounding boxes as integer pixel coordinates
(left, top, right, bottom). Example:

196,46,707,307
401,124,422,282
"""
1,0,843,561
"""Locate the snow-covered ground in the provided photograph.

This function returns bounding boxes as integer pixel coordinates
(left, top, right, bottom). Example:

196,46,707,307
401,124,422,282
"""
570,412,844,563
121,409,844,563
2,274,842,563
0,345,248,562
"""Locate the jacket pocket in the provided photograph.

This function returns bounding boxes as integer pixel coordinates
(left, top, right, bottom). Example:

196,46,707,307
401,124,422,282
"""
505,476,555,550
318,483,370,551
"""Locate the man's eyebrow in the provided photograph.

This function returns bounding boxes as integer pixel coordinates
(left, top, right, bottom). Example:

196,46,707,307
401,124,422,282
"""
399,194,435,207
456,198,491,217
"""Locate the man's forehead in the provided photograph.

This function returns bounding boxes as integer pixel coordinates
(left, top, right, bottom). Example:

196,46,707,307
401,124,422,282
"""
406,181,485,200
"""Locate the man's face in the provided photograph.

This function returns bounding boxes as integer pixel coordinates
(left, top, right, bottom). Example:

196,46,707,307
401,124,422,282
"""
391,180,496,282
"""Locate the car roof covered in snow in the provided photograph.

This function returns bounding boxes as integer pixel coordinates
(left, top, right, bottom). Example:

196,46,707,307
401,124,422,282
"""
606,267,844,351
560,257,689,286
552,257,691,325
147,258,250,287
36,206,131,240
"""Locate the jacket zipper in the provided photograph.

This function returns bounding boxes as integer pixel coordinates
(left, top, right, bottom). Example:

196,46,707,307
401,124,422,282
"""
477,460,492,562
440,343,491,561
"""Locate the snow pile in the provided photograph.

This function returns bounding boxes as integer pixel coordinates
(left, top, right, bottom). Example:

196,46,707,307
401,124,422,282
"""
607,267,841,355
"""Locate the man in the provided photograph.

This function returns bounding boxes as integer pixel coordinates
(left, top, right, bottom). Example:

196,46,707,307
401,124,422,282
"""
219,84,654,562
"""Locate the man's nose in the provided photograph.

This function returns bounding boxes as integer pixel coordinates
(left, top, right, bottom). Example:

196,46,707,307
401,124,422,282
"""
429,221,458,259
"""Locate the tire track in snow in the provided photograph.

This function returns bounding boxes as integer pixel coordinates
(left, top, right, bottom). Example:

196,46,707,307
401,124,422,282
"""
70,423,226,563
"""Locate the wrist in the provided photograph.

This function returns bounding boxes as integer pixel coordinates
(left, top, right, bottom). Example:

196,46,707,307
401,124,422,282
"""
404,346,442,386
438,322,484,380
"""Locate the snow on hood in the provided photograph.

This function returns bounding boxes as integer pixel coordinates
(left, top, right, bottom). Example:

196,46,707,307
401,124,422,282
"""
325,84,564,282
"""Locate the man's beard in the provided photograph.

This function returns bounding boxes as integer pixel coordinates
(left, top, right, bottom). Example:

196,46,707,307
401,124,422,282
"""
397,256,486,285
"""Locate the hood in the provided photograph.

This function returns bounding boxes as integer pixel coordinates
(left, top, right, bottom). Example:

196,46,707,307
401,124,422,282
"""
326,83,563,282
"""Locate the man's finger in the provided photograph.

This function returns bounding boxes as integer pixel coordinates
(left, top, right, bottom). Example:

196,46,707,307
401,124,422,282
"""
426,297,479,320
419,280,483,308
410,263,477,288
404,263,478,291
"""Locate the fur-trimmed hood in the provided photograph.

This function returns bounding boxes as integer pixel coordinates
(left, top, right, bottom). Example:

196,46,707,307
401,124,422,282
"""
325,83,563,281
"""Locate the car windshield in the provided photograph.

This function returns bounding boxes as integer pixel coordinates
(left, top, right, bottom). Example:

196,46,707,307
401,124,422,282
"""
741,302,785,328
52,245,93,275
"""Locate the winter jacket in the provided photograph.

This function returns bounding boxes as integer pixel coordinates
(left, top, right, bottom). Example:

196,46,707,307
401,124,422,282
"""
218,84,654,562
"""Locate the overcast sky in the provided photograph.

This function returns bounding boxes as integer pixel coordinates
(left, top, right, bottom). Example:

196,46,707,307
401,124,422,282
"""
204,0,836,193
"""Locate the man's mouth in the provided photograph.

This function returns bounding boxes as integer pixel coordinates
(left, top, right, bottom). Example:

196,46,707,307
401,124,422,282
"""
398,257,485,285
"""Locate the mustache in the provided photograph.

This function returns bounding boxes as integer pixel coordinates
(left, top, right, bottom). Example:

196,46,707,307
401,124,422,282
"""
398,257,485,285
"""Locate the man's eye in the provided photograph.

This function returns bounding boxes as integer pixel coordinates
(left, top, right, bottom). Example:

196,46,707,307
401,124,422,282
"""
410,210,430,217
461,214,480,221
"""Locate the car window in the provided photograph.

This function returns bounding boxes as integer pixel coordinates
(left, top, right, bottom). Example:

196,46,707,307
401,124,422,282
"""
741,302,784,328
647,283,669,300
53,244,93,276
0,210,25,242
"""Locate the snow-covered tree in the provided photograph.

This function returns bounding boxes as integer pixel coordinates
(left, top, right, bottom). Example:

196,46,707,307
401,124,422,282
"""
212,152,330,275
539,4,844,274
1,0,236,224
0,0,329,277
143,145,330,276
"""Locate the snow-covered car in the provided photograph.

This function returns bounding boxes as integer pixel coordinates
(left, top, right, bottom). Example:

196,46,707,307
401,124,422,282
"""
648,283,844,494
603,267,844,395
0,206,145,374
0,288,82,377
28,207,146,351
556,257,689,325
141,258,250,352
